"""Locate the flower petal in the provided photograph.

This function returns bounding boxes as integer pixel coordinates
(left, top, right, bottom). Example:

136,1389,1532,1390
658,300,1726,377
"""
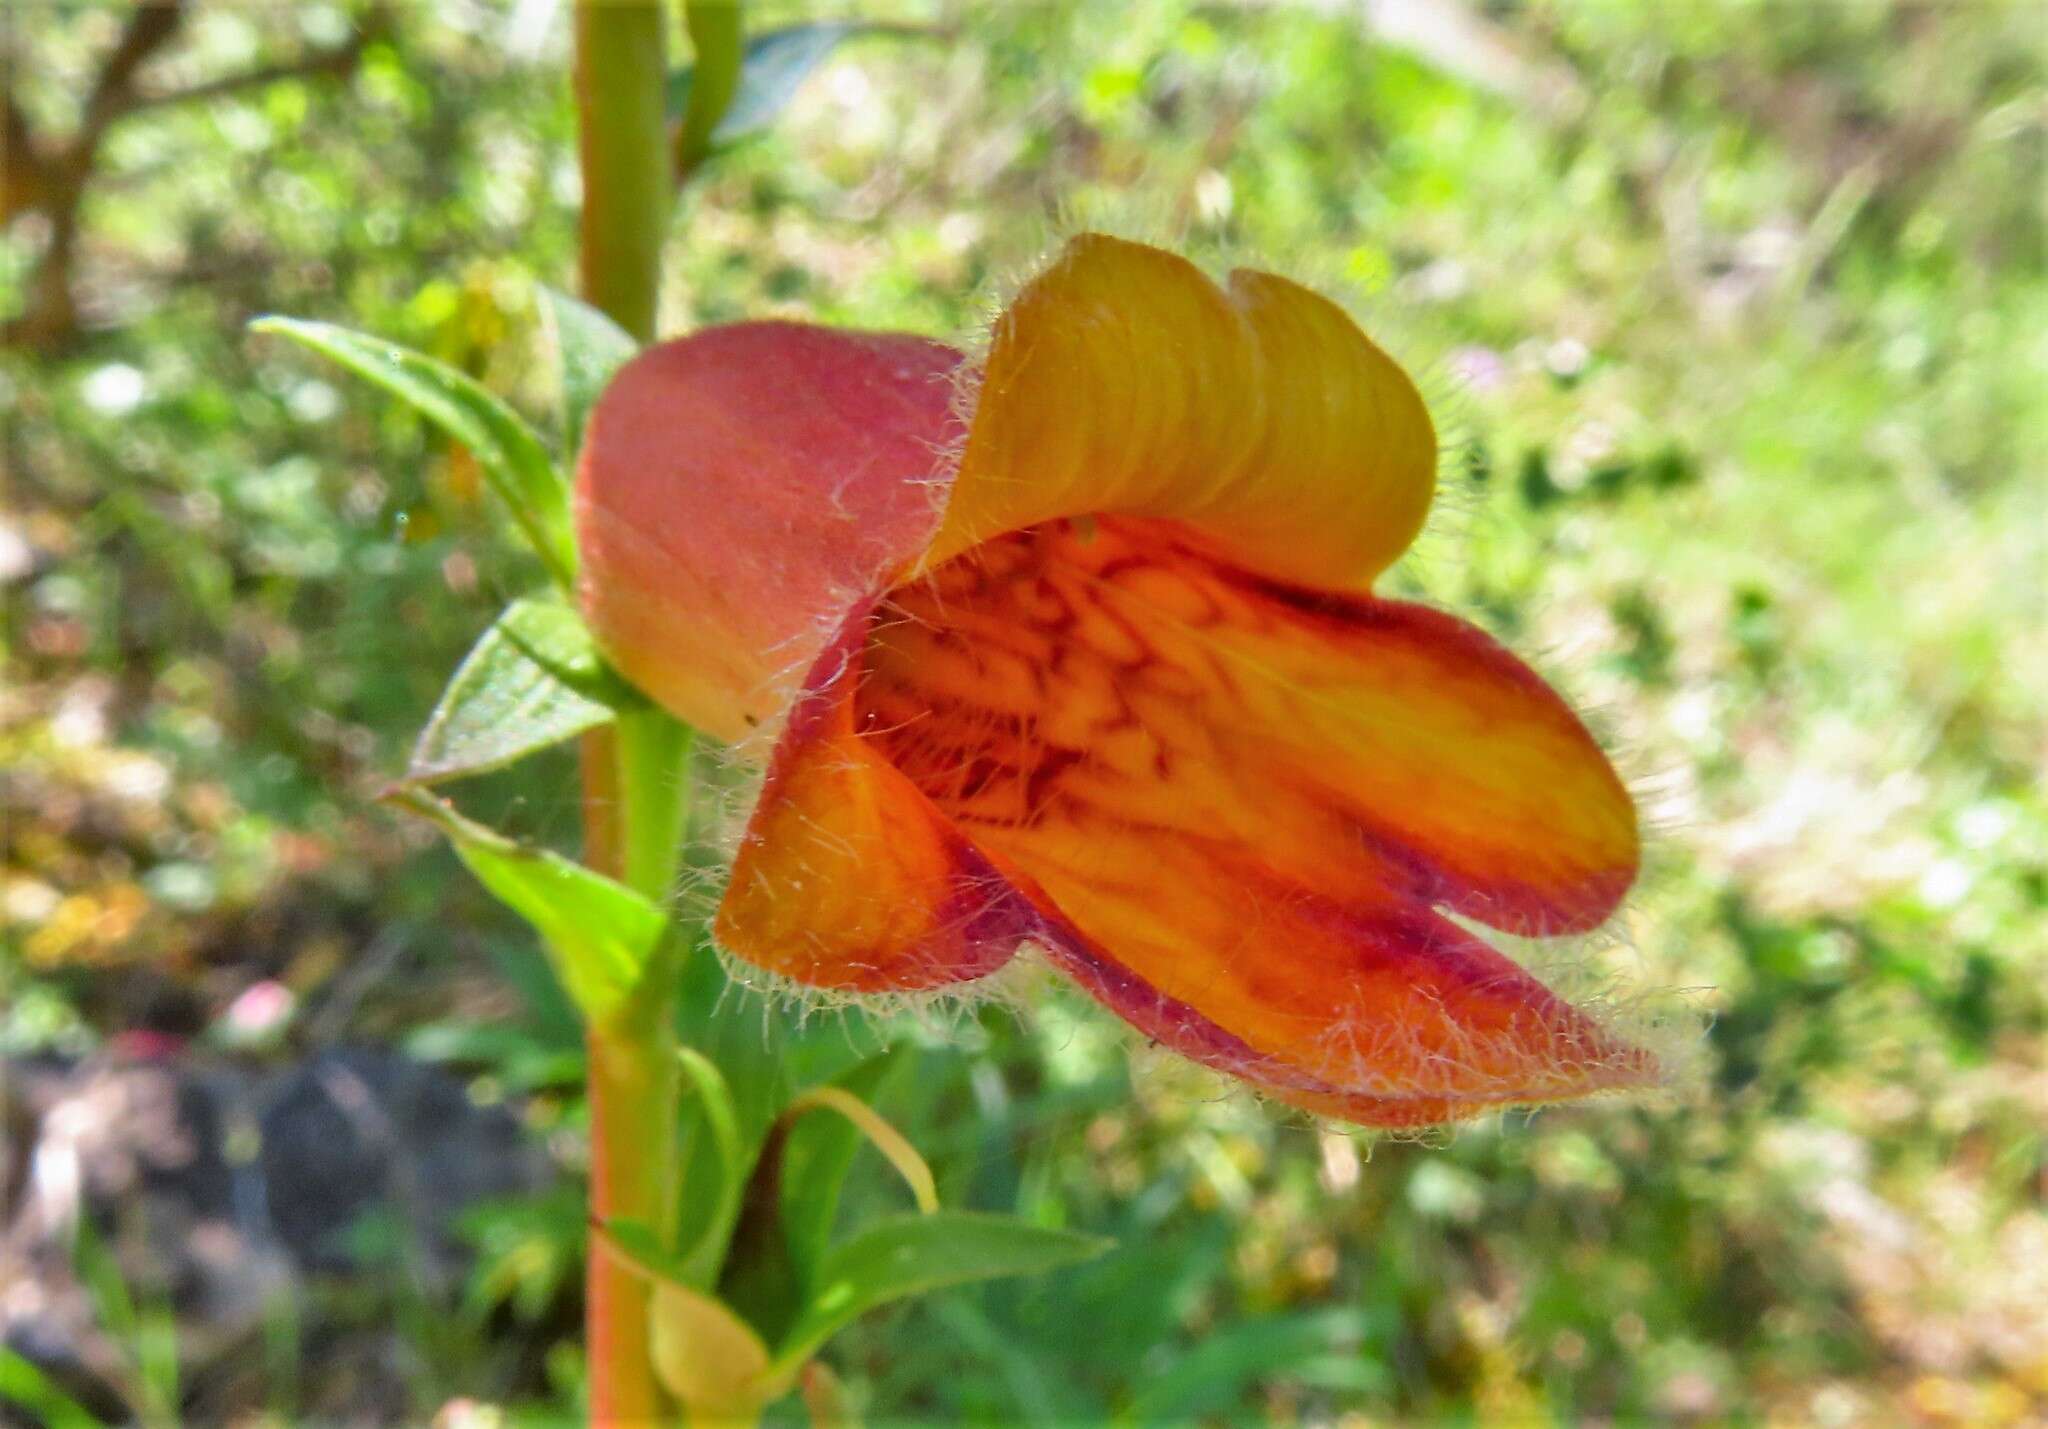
1025,868,1647,1126
926,234,1437,590
576,323,964,742
853,517,1649,1114
713,609,1028,992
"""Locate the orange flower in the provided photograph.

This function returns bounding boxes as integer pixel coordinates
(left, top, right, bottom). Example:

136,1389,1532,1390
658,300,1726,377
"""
577,234,1653,1128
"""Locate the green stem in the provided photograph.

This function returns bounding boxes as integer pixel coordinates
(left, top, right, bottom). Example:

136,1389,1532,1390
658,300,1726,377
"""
675,0,744,179
575,2,671,345
616,708,694,904
573,5,674,1423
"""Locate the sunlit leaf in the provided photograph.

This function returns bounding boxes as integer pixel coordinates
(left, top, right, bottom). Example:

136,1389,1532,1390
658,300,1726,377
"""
251,316,577,587
600,1215,782,1416
649,1279,773,1418
668,23,926,157
538,286,638,461
388,789,664,1022
406,598,637,787
773,1213,1109,1371
779,1086,936,1217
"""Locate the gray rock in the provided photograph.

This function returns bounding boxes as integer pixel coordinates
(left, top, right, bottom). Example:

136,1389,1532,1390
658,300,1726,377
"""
0,1045,553,1423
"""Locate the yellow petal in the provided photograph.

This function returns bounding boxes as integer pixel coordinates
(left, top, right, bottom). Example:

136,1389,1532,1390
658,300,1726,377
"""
925,234,1437,590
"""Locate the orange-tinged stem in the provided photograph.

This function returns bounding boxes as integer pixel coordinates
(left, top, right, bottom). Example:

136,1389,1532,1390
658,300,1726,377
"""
573,6,672,1423
579,728,672,1426
584,997,676,1426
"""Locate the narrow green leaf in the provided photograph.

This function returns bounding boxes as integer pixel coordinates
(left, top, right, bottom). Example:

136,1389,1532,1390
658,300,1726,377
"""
674,1047,748,1286
407,599,635,787
778,1056,899,1287
673,934,883,1142
772,1213,1110,1371
71,1218,178,1427
133,1304,180,1429
389,789,665,1022
0,1347,105,1429
70,1217,139,1350
1127,1309,1385,1420
250,316,576,588
676,0,745,174
668,23,926,156
668,940,885,1330
538,286,638,461
716,1056,896,1348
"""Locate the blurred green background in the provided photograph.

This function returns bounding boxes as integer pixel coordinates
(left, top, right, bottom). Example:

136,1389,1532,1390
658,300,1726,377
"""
4,1,2044,1424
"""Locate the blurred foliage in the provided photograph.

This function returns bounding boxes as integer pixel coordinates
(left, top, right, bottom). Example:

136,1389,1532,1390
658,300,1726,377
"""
4,1,2044,1424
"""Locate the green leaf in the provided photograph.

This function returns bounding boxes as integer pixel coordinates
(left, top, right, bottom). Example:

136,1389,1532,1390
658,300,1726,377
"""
251,316,576,588
407,599,636,787
0,1347,105,1429
674,1047,747,1286
666,940,885,1323
1126,1309,1386,1421
489,597,622,692
715,1056,897,1347
70,1217,177,1425
673,934,883,1143
676,0,745,173
777,1056,900,1287
668,23,921,155
538,286,637,461
70,1215,139,1353
772,1213,1109,1371
648,1278,773,1417
388,789,665,1022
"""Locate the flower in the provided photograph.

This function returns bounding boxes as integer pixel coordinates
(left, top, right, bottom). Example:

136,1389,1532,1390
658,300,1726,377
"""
577,234,1653,1128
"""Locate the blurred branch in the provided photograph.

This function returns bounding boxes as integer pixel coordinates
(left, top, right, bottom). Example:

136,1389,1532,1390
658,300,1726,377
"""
1,92,53,223
123,14,384,118
1,2,382,352
1,2,189,349
81,0,190,134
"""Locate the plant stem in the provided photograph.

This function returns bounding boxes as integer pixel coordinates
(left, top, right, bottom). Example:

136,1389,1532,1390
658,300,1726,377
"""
615,708,695,902
584,953,681,1426
575,1,670,345
573,4,673,1422
674,0,744,179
